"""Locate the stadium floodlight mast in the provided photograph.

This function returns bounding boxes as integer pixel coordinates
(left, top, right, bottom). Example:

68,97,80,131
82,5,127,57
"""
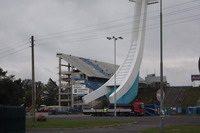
107,36,123,117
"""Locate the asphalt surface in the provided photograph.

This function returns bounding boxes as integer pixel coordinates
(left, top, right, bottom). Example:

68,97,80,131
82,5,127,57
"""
26,115,200,133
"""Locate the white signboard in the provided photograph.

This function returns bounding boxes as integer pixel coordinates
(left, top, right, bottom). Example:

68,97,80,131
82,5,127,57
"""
75,80,85,84
156,89,165,102
72,84,89,95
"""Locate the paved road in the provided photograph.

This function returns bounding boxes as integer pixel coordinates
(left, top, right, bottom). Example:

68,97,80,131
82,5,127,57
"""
26,115,200,133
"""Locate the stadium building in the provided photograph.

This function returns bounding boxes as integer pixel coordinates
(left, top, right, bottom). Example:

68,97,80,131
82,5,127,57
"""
57,53,118,108
57,53,147,109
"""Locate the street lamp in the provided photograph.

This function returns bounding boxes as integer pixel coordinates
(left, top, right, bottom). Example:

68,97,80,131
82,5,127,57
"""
107,36,123,117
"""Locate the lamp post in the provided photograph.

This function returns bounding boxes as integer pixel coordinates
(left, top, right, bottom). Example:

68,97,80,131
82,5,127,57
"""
107,36,123,117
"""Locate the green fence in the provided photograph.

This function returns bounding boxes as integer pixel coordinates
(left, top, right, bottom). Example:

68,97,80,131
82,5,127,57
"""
0,106,25,133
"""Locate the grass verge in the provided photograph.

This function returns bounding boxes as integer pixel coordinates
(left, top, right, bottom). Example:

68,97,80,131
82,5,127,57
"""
26,119,132,130
141,125,200,133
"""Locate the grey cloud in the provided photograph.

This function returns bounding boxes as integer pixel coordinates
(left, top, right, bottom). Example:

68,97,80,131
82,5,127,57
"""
0,0,199,86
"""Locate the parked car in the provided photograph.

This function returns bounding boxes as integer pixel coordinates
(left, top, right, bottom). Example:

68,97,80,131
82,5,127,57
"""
48,106,71,115
38,105,48,112
69,108,81,114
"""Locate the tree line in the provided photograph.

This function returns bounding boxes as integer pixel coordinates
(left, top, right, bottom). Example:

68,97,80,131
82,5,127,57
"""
0,67,58,107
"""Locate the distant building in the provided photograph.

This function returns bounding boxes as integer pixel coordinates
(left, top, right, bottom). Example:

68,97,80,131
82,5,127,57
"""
145,74,169,88
139,77,147,88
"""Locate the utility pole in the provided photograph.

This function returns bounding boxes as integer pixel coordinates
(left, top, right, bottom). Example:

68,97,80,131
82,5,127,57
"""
160,0,164,133
58,57,61,106
31,36,36,127
114,38,117,117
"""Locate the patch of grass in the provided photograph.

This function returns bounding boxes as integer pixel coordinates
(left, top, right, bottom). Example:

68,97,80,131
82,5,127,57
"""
26,119,132,130
141,125,200,133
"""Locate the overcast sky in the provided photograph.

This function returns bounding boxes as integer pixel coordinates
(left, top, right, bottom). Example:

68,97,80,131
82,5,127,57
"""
0,0,200,86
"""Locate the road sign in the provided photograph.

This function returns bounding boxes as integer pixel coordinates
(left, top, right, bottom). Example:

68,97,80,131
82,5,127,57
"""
191,75,200,81
156,89,165,102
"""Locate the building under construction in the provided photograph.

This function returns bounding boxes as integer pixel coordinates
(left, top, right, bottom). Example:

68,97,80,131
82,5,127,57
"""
56,53,118,109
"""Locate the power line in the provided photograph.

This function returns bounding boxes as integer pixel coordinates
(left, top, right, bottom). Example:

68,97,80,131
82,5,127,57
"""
37,3,200,42
0,39,28,52
2,11,197,59
0,46,30,60
37,12,200,46
36,0,199,40
0,42,29,55
1,0,199,59
163,0,198,10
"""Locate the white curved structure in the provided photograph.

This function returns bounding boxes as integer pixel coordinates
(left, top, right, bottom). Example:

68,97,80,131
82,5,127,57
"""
83,0,153,104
